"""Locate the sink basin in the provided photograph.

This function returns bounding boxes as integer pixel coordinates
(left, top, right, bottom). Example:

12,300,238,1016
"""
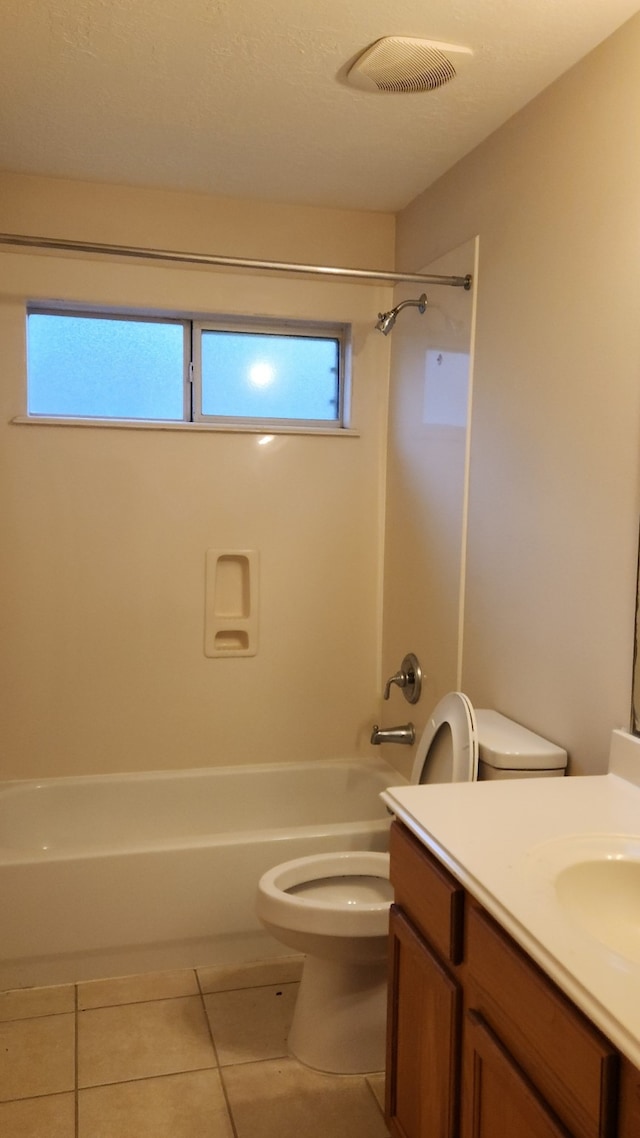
527,834,640,965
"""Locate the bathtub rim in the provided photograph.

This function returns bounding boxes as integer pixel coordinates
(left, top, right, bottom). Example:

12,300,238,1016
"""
0,754,404,793
0,756,406,864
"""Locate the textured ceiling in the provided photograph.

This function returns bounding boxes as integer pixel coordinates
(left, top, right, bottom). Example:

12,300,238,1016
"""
0,0,638,212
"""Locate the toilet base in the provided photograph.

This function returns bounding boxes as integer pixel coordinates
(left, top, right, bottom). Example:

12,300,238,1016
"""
288,952,387,1074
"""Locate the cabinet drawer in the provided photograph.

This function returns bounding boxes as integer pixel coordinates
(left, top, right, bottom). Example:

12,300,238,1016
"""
466,903,617,1138
389,822,464,964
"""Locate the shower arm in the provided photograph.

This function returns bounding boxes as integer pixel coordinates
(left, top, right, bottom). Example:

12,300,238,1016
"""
390,295,427,318
376,292,428,334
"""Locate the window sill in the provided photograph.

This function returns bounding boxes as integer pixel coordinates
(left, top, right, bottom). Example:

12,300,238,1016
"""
11,416,359,438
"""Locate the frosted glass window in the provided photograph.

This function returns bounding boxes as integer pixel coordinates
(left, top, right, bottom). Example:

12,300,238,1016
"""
26,309,347,428
28,313,185,420
199,330,340,422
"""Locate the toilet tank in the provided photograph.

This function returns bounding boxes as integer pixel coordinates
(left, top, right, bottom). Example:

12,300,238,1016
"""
475,710,567,780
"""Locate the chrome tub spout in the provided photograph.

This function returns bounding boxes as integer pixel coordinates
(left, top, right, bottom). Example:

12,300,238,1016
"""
370,723,415,746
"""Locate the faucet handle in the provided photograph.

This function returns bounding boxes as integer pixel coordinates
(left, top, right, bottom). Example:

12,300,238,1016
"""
383,671,405,700
383,653,422,705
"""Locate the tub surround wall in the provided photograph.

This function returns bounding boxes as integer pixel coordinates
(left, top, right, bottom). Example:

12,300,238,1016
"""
380,240,477,779
394,14,640,774
0,176,394,781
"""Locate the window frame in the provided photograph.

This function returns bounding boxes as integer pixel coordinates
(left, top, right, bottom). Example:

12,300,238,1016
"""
26,306,349,431
192,317,346,430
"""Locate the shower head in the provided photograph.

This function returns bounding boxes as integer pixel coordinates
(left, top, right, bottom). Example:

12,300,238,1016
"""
376,310,398,335
376,293,427,335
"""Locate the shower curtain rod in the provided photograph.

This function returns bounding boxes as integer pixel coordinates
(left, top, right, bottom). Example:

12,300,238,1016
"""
0,232,472,289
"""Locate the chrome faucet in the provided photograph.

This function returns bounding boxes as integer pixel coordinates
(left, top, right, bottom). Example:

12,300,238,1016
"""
370,723,415,746
383,653,422,704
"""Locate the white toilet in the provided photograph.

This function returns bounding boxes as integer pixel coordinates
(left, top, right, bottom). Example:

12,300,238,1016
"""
256,692,567,1074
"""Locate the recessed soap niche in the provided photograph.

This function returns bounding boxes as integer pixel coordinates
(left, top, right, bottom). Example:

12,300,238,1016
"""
204,550,258,657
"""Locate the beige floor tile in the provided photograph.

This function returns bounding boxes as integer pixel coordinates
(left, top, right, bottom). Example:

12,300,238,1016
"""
0,983,75,1022
0,1014,75,1102
0,1092,75,1137
204,982,298,1066
78,995,216,1088
198,956,304,994
366,1072,386,1113
79,1069,234,1138
223,1056,390,1138
78,968,198,1010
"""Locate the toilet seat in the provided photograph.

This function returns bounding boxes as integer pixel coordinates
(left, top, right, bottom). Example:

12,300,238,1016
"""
257,851,391,938
411,691,478,785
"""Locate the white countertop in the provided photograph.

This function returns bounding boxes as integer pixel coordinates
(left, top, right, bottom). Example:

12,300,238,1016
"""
382,733,640,1068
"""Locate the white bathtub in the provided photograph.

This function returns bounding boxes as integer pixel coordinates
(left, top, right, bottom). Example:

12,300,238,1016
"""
0,758,403,988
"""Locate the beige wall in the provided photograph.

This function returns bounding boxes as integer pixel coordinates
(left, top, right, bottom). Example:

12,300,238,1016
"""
5,13,640,784
0,171,394,269
379,241,477,779
0,176,395,779
395,15,640,775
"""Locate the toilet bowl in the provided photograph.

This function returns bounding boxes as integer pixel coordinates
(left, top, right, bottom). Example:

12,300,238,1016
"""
257,852,392,1073
256,693,567,1074
258,851,393,959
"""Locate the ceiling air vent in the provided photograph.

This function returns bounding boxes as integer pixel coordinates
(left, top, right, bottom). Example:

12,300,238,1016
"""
346,37,473,94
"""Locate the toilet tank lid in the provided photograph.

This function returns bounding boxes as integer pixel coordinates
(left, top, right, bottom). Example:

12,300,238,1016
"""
475,710,568,770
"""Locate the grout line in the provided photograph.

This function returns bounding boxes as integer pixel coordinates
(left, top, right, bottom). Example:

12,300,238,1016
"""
75,1065,217,1092
217,1067,241,1138
196,970,240,1138
195,969,221,1068
0,980,297,1018
217,1052,290,1071
76,1063,219,1093
76,990,201,1013
0,990,200,1022
199,978,301,998
0,1089,75,1106
76,975,302,1009
0,1008,75,1024
0,961,304,1017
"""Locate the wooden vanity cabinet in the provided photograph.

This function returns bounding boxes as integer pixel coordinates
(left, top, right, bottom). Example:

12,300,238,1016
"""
386,822,465,1138
386,906,461,1138
618,1059,640,1138
464,903,617,1138
386,821,627,1138
462,1009,572,1138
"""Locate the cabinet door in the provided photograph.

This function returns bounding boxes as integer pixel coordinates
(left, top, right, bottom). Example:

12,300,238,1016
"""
618,1057,640,1138
462,1010,573,1138
386,904,461,1138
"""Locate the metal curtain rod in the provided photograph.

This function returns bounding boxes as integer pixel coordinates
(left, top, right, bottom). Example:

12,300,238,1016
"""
0,232,472,289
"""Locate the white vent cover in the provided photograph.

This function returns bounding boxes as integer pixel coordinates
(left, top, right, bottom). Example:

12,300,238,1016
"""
347,37,473,94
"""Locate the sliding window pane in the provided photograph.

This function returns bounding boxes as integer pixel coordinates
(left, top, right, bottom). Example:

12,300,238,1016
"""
200,331,340,421
28,314,185,420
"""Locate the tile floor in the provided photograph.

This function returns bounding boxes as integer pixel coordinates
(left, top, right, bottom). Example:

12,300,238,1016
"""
0,956,390,1137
